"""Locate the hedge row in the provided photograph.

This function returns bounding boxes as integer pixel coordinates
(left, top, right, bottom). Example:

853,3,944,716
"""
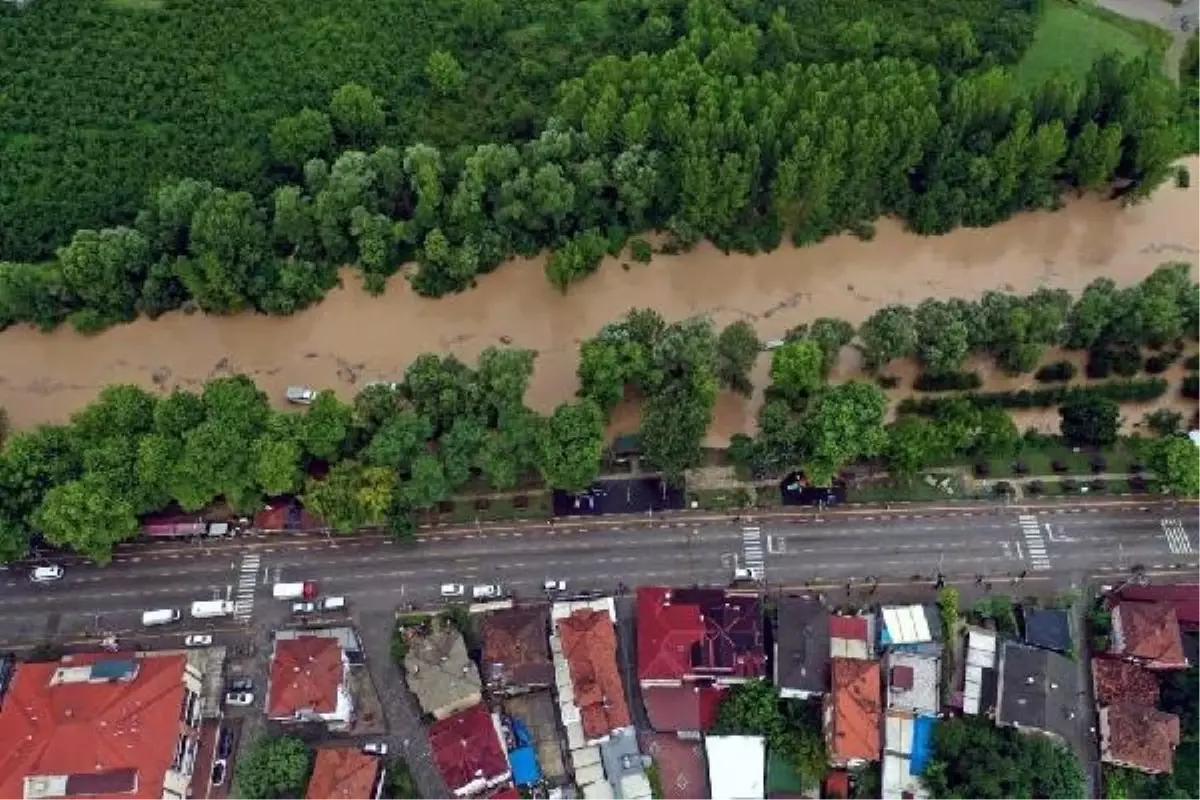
896,378,1169,415
913,371,983,392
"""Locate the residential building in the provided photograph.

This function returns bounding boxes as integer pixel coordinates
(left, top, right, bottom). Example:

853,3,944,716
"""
481,607,554,695
1099,704,1181,775
641,685,725,737
0,652,208,800
994,642,1079,741
882,715,936,800
886,652,939,716
636,587,766,685
706,736,765,800
1092,658,1160,707
825,658,882,767
404,617,483,720
267,632,355,730
1111,584,1199,631
1022,608,1073,653
830,615,871,660
961,627,998,716
306,748,385,800
428,704,512,797
554,601,632,742
775,595,830,700
1109,601,1189,670
878,605,938,649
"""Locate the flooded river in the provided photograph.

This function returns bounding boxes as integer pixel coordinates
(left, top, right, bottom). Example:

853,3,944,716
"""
0,158,1196,443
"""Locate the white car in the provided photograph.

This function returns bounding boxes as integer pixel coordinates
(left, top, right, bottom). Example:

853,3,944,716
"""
440,583,465,598
362,742,389,756
30,565,64,583
285,386,316,405
733,567,762,582
320,596,346,611
472,584,502,600
292,601,317,615
185,634,213,647
224,691,255,706
543,580,567,593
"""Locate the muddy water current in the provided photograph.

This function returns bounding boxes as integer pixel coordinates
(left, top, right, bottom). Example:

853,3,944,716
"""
0,158,1196,444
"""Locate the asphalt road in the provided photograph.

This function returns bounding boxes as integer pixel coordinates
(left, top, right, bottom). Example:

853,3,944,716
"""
0,499,1194,648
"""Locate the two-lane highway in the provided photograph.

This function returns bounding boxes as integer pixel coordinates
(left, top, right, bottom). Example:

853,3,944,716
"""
0,499,1194,647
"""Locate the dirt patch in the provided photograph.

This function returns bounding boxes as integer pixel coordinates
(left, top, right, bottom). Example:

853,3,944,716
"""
0,158,1195,440
638,733,709,800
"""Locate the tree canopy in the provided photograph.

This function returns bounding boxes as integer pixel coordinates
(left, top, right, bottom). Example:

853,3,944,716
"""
233,735,312,800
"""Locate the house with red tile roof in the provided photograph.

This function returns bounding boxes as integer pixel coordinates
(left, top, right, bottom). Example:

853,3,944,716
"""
428,704,512,797
830,615,871,660
1109,601,1189,670
1113,584,1199,631
267,632,354,730
1092,658,1160,707
0,651,207,800
305,748,384,799
555,606,632,741
1099,704,1181,775
824,658,882,767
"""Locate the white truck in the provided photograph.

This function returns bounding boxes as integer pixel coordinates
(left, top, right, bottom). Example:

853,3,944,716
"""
190,600,234,619
141,608,181,626
272,581,318,600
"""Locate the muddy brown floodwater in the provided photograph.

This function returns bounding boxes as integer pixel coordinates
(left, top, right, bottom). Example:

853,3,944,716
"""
0,157,1197,444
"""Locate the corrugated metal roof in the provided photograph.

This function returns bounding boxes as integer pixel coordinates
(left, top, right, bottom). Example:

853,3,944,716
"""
966,629,997,669
885,714,914,756
963,665,984,715
882,606,932,645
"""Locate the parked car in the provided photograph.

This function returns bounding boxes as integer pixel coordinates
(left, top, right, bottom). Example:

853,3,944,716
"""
210,759,227,787
292,601,317,615
362,742,389,756
227,677,253,693
319,596,346,611
224,691,255,707
733,567,762,582
285,386,316,405
184,634,213,647
29,565,64,583
440,583,465,598
543,580,567,593
217,728,234,759
472,584,502,600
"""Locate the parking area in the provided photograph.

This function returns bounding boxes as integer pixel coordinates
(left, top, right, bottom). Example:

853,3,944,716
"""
552,478,685,517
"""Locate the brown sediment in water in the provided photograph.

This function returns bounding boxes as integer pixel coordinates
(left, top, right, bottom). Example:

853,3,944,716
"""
0,158,1196,442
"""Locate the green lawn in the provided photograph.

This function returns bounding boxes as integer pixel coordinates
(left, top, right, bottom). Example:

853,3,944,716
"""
1014,0,1155,87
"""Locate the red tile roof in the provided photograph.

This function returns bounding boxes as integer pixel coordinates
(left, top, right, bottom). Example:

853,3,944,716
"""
642,685,726,733
0,652,190,800
636,588,766,682
829,616,868,641
1101,704,1181,774
824,770,851,799
428,705,510,795
1112,601,1188,669
1116,584,1199,630
1092,658,1160,707
481,607,554,689
557,609,632,739
826,659,882,763
268,636,343,719
306,748,380,800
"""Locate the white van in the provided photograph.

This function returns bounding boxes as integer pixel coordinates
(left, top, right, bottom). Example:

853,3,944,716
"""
472,584,503,600
190,600,234,619
142,608,181,627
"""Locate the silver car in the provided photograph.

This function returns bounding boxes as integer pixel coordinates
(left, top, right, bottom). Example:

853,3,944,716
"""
285,386,316,405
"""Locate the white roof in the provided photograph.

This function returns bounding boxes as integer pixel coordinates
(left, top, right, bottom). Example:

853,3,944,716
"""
966,628,997,669
706,736,765,800
576,762,606,786
552,597,616,623
572,746,602,769
884,714,914,756
963,665,984,715
882,754,928,800
620,774,653,800
583,781,614,800
831,639,870,659
882,605,932,644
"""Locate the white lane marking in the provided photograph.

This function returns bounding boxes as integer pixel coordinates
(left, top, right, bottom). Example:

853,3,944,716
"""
234,554,261,621
1019,514,1052,571
1162,519,1193,554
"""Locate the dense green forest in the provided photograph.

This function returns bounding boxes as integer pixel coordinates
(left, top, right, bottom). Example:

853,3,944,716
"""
1,264,1195,566
0,0,1189,332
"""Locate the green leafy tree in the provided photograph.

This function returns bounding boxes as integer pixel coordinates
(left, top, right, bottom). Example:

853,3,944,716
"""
403,453,450,510
403,354,480,436
1065,278,1118,349
1059,393,1120,447
770,339,825,401
545,230,608,292
253,414,303,495
35,477,139,565
884,417,943,476
180,188,272,313
713,680,826,792
426,50,467,96
715,320,761,396
478,407,538,490
363,410,433,472
640,375,716,484
269,109,334,170
0,517,31,565
440,416,486,488
300,390,352,460
805,317,855,377
329,83,385,146
233,735,312,800
858,305,917,371
800,381,888,484
1147,436,1200,496
915,299,971,374
58,227,151,329
973,406,1020,457
536,400,605,491
302,461,395,532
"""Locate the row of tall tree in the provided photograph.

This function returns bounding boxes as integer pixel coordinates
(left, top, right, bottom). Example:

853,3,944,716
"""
0,2,1186,331
0,346,613,564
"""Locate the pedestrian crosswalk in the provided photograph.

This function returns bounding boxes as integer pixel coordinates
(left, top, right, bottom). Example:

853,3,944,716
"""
1161,519,1193,554
741,526,765,578
234,554,260,622
1018,515,1052,571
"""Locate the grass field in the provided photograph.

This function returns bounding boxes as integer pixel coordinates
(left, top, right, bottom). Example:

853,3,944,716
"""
1013,0,1163,86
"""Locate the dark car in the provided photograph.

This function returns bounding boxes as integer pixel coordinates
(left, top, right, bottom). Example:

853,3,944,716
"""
217,727,234,759
210,759,227,787
227,676,253,692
